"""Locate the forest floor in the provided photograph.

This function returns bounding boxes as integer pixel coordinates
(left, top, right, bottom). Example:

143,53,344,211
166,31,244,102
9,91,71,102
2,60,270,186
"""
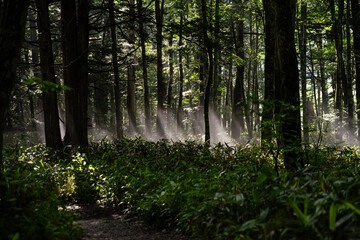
69,204,189,240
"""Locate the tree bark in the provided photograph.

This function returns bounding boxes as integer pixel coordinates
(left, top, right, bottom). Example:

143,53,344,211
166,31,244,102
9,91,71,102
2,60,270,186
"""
36,0,63,149
155,0,166,138
138,0,151,139
109,0,123,139
346,0,354,135
352,0,360,140
231,19,246,140
177,14,184,131
330,0,345,142
127,0,137,136
61,0,89,146
0,0,30,169
201,0,213,143
263,0,302,170
299,2,309,143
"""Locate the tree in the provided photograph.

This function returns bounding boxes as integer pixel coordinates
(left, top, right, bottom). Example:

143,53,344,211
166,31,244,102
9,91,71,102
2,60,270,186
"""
0,0,30,168
127,0,137,135
109,0,124,140
61,0,89,146
299,2,309,143
352,0,360,140
155,0,166,138
201,0,213,143
231,17,246,140
138,0,151,139
36,0,63,149
263,0,302,169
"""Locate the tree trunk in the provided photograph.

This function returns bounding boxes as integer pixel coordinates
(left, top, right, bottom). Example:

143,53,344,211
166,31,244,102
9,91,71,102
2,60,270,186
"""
36,0,63,149
253,19,260,132
109,0,123,139
177,14,184,131
263,0,302,170
299,2,309,143
167,35,174,130
155,0,166,138
29,5,39,130
0,0,30,169
346,0,354,135
261,1,276,144
231,19,246,140
317,37,329,114
127,0,137,136
352,0,360,140
201,0,213,143
330,0,345,142
138,0,151,139
61,0,89,146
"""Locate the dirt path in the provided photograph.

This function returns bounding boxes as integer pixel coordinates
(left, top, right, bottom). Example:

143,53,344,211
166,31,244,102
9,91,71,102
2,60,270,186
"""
71,205,189,240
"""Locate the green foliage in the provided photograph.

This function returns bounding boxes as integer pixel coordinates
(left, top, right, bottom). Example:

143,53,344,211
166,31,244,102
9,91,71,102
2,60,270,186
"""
2,140,360,239
0,145,82,240
23,77,72,93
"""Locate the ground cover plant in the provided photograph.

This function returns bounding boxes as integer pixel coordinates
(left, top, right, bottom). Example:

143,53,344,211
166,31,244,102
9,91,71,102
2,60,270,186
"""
1,139,360,239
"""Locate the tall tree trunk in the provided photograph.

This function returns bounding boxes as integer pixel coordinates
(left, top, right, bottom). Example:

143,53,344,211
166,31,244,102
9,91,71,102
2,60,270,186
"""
36,0,63,149
167,35,174,130
346,0,354,135
0,0,30,169
109,0,123,139
127,0,137,135
201,0,213,143
261,1,276,144
29,5,39,130
155,0,166,138
263,0,302,170
253,19,260,132
330,0,345,141
299,2,309,143
352,0,360,140
231,19,246,140
177,14,184,131
138,0,151,138
212,0,220,112
317,37,329,114
61,0,89,146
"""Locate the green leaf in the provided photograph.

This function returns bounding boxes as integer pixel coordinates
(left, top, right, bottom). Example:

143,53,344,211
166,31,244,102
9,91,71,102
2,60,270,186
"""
329,202,337,231
290,201,308,225
256,173,267,184
343,202,360,215
12,233,19,240
239,219,257,232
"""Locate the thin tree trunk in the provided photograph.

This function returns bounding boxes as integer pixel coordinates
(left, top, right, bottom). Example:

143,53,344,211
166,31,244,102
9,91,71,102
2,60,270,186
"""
201,0,213,143
167,35,174,130
231,19,246,140
155,0,166,138
261,0,276,144
177,14,184,131
346,0,354,135
299,2,309,143
127,0,137,135
28,5,39,130
330,0,345,141
317,37,329,114
109,0,123,139
36,0,63,149
138,0,151,139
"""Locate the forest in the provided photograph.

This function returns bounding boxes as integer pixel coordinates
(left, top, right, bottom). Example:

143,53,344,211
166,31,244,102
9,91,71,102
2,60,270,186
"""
1,0,360,239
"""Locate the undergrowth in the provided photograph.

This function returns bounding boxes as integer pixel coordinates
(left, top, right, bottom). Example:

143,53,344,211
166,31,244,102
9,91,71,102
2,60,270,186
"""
1,138,360,239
